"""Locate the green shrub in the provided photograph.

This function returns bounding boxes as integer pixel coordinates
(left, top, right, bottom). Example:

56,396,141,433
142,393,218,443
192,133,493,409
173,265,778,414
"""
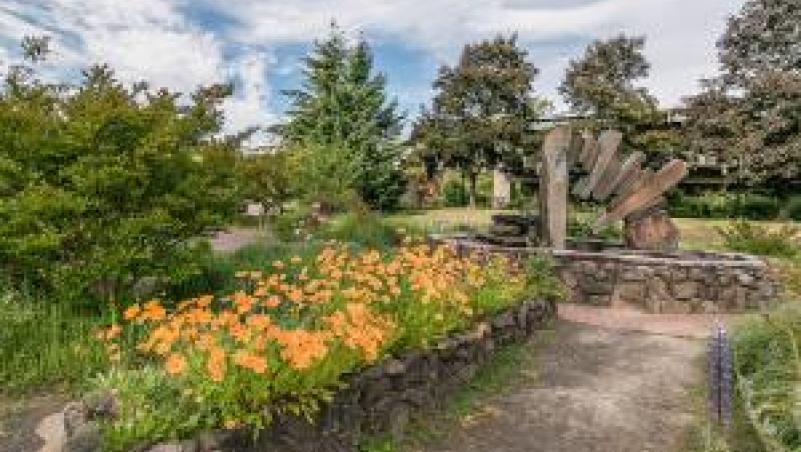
668,191,785,220
733,303,801,450
318,212,401,249
0,63,239,304
443,178,468,207
716,220,800,258
737,194,782,220
568,216,623,241
781,194,801,221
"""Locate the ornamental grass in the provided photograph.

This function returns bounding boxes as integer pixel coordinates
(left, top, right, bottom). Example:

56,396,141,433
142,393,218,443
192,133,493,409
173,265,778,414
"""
92,239,539,450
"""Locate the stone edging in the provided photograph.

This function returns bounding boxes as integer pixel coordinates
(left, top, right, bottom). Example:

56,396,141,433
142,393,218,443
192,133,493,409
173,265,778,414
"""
61,299,556,452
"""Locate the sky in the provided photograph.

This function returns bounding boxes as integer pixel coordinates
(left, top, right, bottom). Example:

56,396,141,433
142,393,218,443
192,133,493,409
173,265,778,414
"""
0,0,745,143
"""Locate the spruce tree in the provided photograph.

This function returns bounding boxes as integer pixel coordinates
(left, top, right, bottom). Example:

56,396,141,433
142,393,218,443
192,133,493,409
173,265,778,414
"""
282,25,405,210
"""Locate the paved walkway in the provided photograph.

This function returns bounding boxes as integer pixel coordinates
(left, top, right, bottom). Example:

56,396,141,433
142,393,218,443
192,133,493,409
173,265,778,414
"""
419,304,727,452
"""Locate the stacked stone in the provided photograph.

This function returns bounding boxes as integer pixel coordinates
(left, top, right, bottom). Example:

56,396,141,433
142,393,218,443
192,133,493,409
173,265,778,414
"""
483,214,539,247
552,250,778,314
61,299,556,452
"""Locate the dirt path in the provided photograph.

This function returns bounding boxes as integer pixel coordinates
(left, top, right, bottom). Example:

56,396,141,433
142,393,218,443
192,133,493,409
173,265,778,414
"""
420,306,711,452
0,395,65,452
209,227,265,253
3,305,723,452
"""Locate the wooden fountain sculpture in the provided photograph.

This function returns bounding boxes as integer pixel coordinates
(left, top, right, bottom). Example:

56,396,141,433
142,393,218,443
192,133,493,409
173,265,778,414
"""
539,125,688,251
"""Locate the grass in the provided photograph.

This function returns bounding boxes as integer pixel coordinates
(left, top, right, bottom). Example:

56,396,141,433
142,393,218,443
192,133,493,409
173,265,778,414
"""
683,357,764,452
384,208,516,235
0,289,112,397
360,329,554,452
387,208,800,251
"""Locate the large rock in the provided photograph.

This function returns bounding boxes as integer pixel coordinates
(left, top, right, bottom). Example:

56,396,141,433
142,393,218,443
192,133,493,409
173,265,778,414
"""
623,204,679,251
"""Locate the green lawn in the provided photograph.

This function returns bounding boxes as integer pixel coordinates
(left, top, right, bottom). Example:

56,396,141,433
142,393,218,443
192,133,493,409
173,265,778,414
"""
386,208,800,251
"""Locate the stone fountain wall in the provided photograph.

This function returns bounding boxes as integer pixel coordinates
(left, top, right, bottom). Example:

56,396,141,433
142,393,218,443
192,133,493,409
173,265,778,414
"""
440,237,779,314
551,249,777,313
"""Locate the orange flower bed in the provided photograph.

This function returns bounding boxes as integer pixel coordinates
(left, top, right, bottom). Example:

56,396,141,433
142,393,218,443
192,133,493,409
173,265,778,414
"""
94,240,532,450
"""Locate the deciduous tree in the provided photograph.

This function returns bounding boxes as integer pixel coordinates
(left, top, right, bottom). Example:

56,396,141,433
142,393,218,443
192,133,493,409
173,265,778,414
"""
414,34,544,207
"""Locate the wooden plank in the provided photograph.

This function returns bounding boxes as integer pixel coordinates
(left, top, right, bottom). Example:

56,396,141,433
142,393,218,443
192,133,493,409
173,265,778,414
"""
567,130,584,169
579,132,597,172
592,156,622,201
608,168,652,212
600,151,645,200
539,125,571,249
577,130,622,199
593,159,687,231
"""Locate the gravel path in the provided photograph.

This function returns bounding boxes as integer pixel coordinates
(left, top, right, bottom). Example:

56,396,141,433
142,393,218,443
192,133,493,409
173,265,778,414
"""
420,305,714,452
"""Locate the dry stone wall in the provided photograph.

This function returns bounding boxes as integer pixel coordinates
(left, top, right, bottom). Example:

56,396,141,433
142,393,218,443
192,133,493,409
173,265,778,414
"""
552,249,777,313
62,299,556,452
439,237,779,314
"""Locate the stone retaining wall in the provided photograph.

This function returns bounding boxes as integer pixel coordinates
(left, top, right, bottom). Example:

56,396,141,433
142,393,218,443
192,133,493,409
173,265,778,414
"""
551,249,777,313
437,236,779,314
62,299,556,452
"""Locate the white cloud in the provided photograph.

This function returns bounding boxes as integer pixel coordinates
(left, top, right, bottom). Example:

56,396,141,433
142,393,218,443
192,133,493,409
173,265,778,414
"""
1,0,745,130
222,51,279,147
0,0,277,138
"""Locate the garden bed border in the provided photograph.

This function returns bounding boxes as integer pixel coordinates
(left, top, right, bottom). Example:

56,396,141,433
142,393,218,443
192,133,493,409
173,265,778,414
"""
61,298,556,452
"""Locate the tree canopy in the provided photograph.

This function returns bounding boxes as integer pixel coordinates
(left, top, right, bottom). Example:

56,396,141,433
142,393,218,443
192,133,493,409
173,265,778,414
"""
282,25,405,210
559,34,676,164
413,34,545,207
0,55,240,302
683,0,801,187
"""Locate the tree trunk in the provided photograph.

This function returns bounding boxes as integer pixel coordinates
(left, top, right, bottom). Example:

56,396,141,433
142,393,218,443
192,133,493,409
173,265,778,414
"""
468,171,477,208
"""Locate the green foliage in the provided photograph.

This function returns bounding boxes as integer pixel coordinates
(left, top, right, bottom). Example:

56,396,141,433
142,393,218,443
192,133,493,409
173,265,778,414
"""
683,0,801,186
317,212,402,250
559,34,676,162
733,303,801,451
288,143,363,212
0,61,240,303
443,178,468,207
523,255,565,302
413,34,547,207
281,25,405,211
716,220,800,258
567,215,623,241
668,191,784,220
236,151,296,212
781,195,801,221
0,286,111,394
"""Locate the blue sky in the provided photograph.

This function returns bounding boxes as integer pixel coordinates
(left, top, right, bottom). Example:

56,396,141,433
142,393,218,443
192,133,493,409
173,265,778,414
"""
0,0,744,144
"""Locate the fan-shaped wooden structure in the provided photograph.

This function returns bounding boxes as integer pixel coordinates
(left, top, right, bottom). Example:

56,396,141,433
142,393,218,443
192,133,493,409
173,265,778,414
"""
539,125,687,250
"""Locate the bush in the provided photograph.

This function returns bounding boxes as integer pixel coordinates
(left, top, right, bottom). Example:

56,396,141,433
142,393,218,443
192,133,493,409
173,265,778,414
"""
668,191,783,220
568,215,623,241
716,220,800,258
90,241,546,450
317,212,401,249
733,303,801,450
443,178,468,207
0,64,239,304
781,194,801,221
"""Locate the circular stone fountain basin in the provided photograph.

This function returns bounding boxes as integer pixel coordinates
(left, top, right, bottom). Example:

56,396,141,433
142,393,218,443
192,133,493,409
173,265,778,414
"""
433,234,779,314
